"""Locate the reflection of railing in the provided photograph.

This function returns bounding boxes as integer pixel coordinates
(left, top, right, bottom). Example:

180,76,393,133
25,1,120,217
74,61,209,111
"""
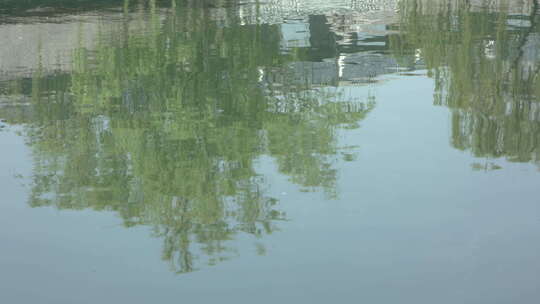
228,0,398,25
404,0,535,14
0,0,126,17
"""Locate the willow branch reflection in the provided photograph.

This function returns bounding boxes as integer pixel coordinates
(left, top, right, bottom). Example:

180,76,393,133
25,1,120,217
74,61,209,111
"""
392,0,540,166
5,1,374,273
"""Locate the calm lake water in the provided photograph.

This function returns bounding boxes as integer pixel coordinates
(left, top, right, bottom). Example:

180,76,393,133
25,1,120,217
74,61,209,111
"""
1,0,540,303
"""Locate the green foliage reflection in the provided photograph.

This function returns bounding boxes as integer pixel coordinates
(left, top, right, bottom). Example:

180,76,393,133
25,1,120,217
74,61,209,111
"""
9,2,373,273
392,0,540,164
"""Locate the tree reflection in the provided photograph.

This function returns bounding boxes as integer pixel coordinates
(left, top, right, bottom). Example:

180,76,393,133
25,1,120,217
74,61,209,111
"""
392,0,540,164
5,1,373,273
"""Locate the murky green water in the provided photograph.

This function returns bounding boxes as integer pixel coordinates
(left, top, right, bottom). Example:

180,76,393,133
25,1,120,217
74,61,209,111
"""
1,0,539,303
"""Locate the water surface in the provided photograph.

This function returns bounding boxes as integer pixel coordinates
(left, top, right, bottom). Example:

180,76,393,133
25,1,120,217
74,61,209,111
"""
1,0,540,303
